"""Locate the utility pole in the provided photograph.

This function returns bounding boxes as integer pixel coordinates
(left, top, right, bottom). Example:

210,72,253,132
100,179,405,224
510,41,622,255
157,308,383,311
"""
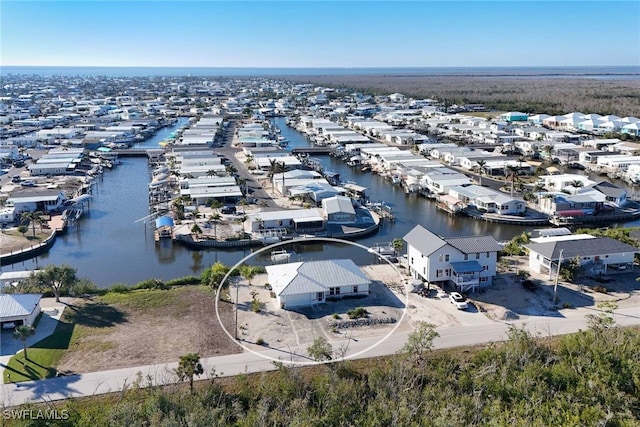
235,278,239,340
553,249,563,305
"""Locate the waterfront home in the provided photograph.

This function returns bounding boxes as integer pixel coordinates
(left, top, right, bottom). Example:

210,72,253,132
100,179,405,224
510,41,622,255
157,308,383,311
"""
253,154,302,172
6,189,66,213
245,208,325,234
596,155,640,172
179,163,226,178
537,192,604,218
422,168,473,195
403,224,502,293
265,259,370,309
592,181,628,207
284,180,339,202
525,234,639,277
180,176,237,191
322,195,356,223
448,185,525,215
0,294,42,328
626,164,640,184
181,184,243,205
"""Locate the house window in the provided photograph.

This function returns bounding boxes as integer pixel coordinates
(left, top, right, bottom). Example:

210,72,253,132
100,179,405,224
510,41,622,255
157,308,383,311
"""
317,292,324,301
476,253,480,260
482,265,488,271
445,268,451,276
445,254,450,262
436,269,443,278
438,254,450,262
480,277,488,282
464,254,469,261
411,257,414,264
353,286,358,293
329,287,340,296
486,252,490,258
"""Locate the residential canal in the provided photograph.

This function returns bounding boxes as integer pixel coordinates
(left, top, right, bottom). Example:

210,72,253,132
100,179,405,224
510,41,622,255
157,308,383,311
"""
5,117,638,287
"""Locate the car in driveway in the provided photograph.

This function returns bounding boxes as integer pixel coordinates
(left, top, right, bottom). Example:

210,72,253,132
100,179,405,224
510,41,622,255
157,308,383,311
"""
2,322,17,330
449,292,469,310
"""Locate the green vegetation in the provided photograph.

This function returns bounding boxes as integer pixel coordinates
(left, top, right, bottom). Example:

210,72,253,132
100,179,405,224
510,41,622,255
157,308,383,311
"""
5,320,74,382
346,307,368,319
501,232,531,256
307,337,333,361
4,286,207,383
14,320,640,425
175,353,204,394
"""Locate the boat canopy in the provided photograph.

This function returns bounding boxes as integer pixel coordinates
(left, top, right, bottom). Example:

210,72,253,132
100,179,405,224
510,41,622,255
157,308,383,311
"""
155,216,175,229
68,194,93,204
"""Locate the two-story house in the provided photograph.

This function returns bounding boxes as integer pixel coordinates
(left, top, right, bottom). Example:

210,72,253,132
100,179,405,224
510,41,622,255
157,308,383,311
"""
403,225,503,293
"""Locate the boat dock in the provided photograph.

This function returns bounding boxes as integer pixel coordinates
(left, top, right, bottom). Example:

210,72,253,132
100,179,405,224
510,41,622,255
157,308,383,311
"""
291,147,333,155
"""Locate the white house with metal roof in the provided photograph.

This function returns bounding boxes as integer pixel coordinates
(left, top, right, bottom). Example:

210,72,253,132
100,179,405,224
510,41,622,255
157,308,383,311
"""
322,195,355,223
6,189,66,213
448,185,525,215
525,235,638,277
403,225,503,293
0,293,42,328
265,259,370,309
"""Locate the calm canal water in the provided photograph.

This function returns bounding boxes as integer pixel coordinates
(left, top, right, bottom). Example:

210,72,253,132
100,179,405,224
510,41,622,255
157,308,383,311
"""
6,117,638,287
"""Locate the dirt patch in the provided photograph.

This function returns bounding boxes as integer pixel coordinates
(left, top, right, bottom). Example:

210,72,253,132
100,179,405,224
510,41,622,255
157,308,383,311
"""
56,287,240,373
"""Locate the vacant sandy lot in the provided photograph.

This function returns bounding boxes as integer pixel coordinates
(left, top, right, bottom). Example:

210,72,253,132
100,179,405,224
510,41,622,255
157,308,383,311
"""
56,286,240,374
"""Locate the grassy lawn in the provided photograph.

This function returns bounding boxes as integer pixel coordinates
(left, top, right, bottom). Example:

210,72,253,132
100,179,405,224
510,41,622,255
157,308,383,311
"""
3,287,203,383
4,320,75,383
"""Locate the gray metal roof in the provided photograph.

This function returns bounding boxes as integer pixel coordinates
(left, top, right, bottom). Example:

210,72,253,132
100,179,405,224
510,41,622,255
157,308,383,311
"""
266,259,370,296
593,181,626,198
403,225,446,256
525,237,640,260
450,261,483,273
0,294,41,319
446,236,503,254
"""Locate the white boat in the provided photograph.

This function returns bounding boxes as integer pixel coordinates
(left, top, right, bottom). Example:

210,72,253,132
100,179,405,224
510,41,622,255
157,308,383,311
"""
270,249,291,263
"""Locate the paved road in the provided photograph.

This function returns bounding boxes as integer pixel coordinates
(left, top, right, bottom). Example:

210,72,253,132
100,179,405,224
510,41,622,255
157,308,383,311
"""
215,120,280,210
2,303,639,408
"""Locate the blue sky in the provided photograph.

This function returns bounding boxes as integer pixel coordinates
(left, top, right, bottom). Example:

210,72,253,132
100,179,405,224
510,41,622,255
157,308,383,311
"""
1,1,638,67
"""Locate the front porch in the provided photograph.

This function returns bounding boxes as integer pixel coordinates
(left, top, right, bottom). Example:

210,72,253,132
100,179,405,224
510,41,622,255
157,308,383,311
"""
450,261,482,293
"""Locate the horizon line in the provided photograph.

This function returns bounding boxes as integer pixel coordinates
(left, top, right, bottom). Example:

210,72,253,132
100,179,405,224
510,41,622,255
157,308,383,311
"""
2,64,639,69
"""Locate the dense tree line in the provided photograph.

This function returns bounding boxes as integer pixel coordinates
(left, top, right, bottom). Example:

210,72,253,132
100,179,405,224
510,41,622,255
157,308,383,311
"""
285,75,640,117
16,321,640,426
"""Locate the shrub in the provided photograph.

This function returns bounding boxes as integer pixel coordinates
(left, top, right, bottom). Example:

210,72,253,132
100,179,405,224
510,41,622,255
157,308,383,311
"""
133,279,169,290
109,283,132,293
347,307,368,319
332,313,341,320
166,276,201,287
251,296,262,313
256,338,265,346
264,283,272,290
593,286,608,294
563,302,572,309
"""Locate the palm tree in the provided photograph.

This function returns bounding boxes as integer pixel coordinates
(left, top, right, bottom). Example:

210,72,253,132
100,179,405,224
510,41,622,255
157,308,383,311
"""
190,223,202,240
237,198,248,214
209,200,223,213
236,178,248,195
21,211,44,238
392,238,404,256
474,160,487,186
206,169,217,178
239,264,260,285
13,325,35,360
504,165,520,197
267,159,286,194
571,179,584,194
209,213,221,240
225,164,238,176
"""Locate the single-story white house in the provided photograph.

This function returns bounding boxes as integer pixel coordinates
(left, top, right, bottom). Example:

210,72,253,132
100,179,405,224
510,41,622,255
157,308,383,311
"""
265,259,371,309
0,293,42,328
525,235,639,277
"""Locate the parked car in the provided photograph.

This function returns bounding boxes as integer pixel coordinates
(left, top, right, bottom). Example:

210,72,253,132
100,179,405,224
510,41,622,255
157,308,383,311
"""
2,322,16,330
220,205,236,215
449,292,469,310
11,175,21,183
20,180,35,187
